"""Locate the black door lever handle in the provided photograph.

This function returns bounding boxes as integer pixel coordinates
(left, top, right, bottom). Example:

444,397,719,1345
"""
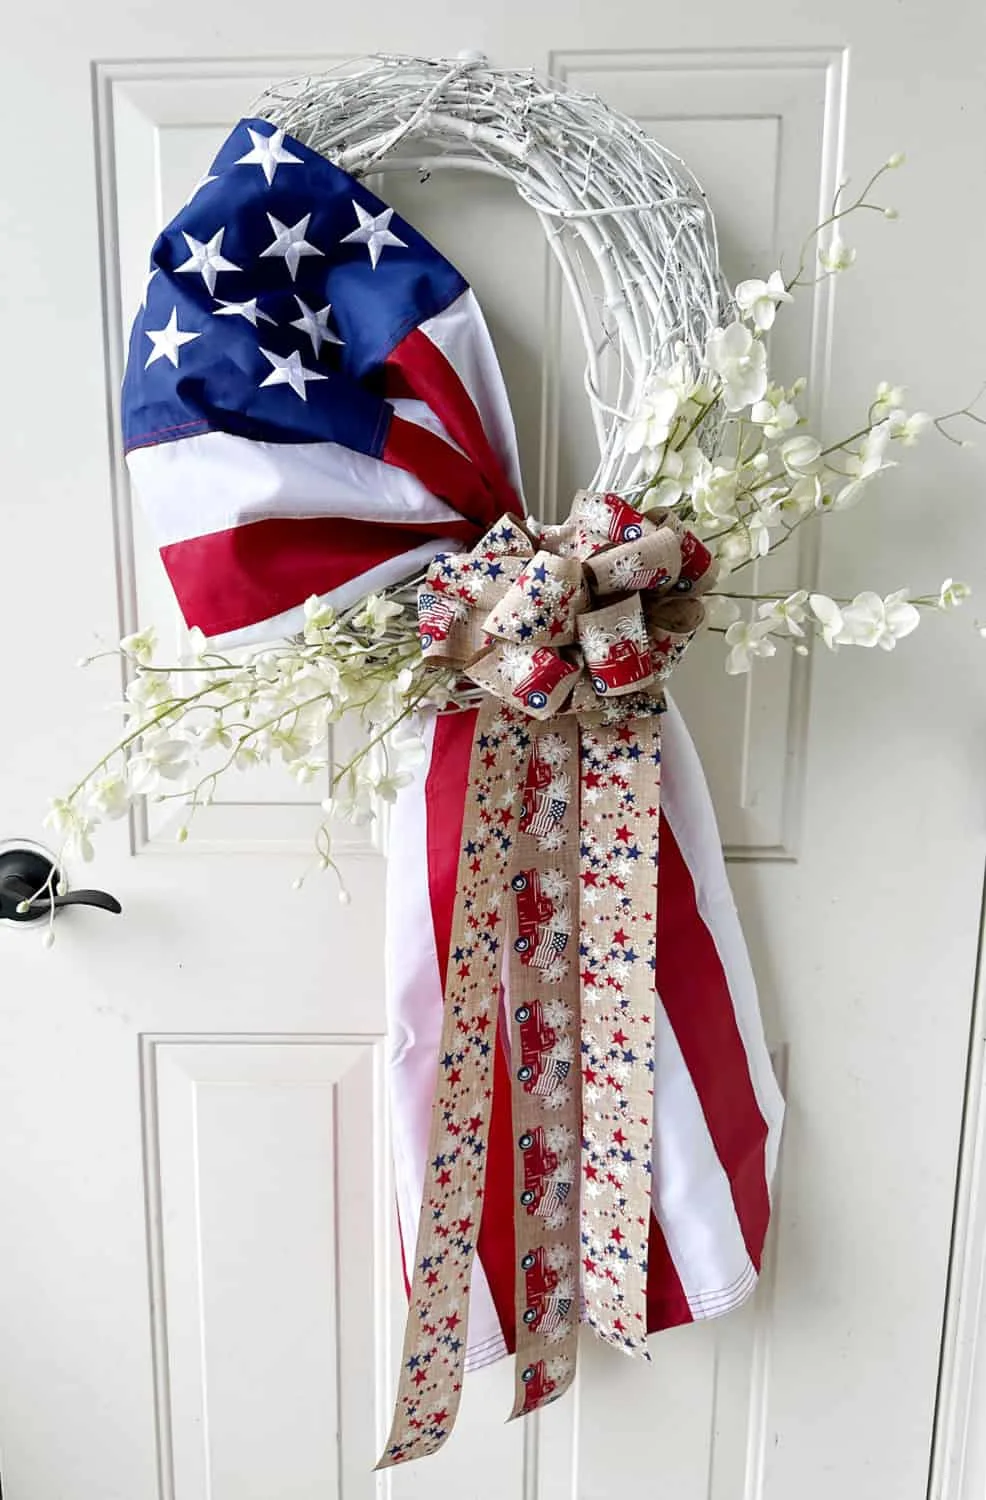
0,842,122,925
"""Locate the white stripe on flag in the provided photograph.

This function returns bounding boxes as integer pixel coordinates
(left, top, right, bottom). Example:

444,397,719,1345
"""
384,714,505,1371
127,427,470,549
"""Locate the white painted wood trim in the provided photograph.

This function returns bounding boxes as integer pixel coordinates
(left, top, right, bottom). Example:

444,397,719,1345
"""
929,868,986,1500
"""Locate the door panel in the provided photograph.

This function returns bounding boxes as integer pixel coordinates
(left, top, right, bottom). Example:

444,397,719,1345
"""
2,7,984,1499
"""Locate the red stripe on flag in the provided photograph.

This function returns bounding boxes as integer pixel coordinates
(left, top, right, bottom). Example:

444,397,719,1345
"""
160,513,479,637
384,413,517,534
385,329,521,524
656,813,772,1270
426,708,517,1352
645,1212,694,1333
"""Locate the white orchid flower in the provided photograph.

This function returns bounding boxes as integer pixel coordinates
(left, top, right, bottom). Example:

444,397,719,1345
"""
365,766,414,803
87,774,130,821
290,758,328,786
127,734,194,796
353,593,405,636
889,409,932,446
386,722,428,774
193,719,234,751
234,742,263,771
705,321,768,412
641,446,692,508
837,590,920,649
64,819,96,863
780,434,822,477
781,473,825,517
322,776,375,826
758,590,809,636
939,579,971,610
831,422,897,509
724,618,778,674
624,373,682,455
872,381,906,420
691,463,740,528
181,626,208,665
45,797,83,838
735,270,793,331
303,594,336,642
746,510,775,558
818,231,856,273
751,385,799,439
809,594,846,650
120,626,158,664
44,799,97,862
124,671,174,713
714,529,754,571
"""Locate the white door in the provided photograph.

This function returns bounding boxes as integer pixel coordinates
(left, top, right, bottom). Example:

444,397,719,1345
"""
2,7,985,1500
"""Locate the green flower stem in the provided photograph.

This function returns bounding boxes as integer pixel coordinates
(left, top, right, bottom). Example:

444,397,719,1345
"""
785,161,895,289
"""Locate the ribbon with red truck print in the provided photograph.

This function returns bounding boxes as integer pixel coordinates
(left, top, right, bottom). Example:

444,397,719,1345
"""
379,492,715,1467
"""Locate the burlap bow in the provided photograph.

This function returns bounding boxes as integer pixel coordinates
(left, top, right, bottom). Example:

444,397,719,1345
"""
416,491,712,718
379,492,715,1468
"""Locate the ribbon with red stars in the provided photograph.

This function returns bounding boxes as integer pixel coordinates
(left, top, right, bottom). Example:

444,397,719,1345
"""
378,493,714,1468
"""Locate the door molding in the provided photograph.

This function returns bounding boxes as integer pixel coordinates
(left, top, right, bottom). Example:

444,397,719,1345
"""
929,866,986,1500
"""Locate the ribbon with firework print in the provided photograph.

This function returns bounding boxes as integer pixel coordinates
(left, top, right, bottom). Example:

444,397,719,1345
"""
378,493,714,1468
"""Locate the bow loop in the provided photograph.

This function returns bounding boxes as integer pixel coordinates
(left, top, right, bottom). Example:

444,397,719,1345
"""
484,551,588,646
584,526,680,597
577,595,655,699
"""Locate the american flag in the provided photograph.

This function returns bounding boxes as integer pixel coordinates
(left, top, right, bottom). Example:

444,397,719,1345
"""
122,118,523,646
535,1178,571,1220
533,1296,574,1339
531,1056,571,1100
523,792,569,839
534,928,569,969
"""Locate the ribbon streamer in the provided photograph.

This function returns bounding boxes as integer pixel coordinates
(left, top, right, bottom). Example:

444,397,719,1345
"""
379,493,714,1467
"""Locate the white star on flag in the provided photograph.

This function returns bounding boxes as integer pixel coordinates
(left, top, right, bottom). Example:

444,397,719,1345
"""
260,213,324,281
234,126,303,186
213,297,276,327
259,347,328,400
144,307,201,369
341,201,407,270
176,227,241,295
290,296,343,356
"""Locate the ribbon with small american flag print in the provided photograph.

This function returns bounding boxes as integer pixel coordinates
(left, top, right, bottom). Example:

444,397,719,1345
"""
378,492,715,1466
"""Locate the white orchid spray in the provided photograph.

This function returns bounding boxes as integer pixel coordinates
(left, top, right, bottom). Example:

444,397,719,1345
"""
42,592,454,907
624,154,980,673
